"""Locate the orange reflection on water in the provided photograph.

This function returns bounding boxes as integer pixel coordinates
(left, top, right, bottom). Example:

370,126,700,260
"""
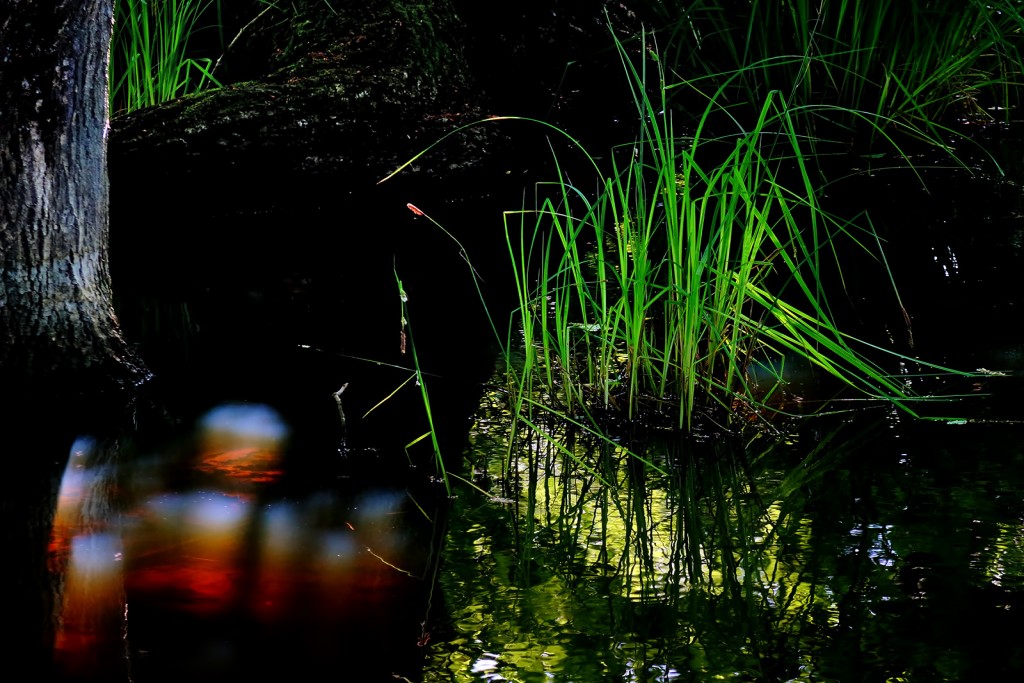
125,404,289,619
194,446,284,484
125,491,252,616
49,438,127,678
54,534,125,648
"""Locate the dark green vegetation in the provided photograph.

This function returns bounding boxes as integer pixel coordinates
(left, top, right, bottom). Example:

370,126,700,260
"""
388,3,1024,676
646,0,1024,126
93,2,1024,681
382,1,1022,436
116,1,1022,433
546,1,1020,430
410,4,1024,678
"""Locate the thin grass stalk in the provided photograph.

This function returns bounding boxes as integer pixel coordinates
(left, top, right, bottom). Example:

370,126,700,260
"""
541,168,602,411
393,271,450,496
503,205,546,478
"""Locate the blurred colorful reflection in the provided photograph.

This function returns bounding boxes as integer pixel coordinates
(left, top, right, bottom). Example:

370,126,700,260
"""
49,403,426,681
49,437,127,680
194,402,289,488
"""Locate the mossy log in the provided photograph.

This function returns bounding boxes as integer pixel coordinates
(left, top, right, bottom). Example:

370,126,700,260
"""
110,0,494,208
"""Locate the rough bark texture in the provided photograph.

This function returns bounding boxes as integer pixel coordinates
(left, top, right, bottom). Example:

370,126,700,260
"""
0,0,144,669
0,0,145,393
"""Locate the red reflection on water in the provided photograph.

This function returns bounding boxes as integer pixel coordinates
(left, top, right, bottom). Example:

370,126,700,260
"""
247,513,414,626
52,534,126,673
130,561,243,615
194,446,284,484
124,491,252,616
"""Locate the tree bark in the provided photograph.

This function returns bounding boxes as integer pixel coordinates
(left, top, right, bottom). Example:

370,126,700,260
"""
0,1,146,671
0,0,146,394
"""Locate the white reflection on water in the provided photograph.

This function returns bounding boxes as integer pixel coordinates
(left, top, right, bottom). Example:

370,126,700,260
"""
184,491,251,530
198,403,290,445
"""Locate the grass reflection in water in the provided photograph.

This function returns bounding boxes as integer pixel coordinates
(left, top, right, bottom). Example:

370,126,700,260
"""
427,398,1024,682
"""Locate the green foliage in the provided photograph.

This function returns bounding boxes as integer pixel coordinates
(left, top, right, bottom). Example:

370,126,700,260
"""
639,0,1024,126
391,1,465,87
499,31,976,431
110,0,223,114
383,3,1005,434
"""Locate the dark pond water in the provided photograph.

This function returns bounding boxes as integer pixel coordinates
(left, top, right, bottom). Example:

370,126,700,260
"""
410,125,1024,682
48,400,443,682
34,120,1024,681
43,354,1024,682
427,404,1024,681
42,179,509,681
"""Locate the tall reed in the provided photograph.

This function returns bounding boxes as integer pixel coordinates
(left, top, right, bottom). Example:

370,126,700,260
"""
499,30,974,431
642,0,1024,126
110,0,223,114
381,13,985,434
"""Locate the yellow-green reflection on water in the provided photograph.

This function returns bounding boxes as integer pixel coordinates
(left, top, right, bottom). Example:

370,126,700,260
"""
425,396,1024,681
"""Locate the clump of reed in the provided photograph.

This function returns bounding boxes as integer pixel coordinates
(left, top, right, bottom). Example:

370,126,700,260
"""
643,0,1024,127
110,0,223,114
389,1,1019,434
499,28,979,432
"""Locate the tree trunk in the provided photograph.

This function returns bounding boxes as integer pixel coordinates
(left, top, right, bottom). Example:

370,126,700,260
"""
0,1,145,671
0,0,146,394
